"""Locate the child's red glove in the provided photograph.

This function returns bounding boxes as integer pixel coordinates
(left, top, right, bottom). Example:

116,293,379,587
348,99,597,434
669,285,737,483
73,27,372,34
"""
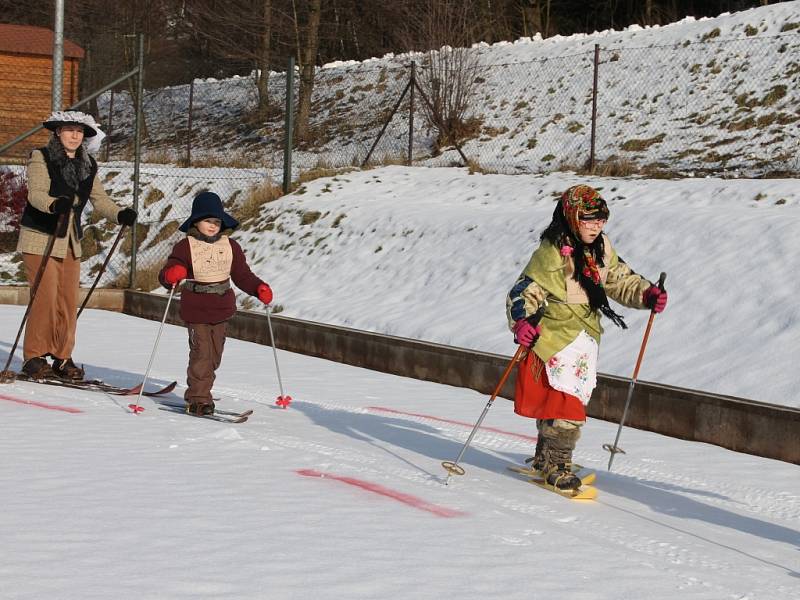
257,283,273,305
163,264,188,286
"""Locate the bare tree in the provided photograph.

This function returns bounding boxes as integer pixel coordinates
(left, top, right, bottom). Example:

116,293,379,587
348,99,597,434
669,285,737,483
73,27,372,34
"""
294,0,322,143
256,0,273,118
401,0,483,154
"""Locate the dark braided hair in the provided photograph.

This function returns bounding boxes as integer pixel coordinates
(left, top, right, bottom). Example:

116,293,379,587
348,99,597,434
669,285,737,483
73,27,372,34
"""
541,202,627,329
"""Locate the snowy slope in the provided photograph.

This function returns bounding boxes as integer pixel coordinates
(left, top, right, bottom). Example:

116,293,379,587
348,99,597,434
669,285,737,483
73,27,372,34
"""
0,307,798,600
234,166,800,408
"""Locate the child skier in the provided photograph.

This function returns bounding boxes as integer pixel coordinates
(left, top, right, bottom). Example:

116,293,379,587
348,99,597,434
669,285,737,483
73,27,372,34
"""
506,184,667,490
158,191,273,415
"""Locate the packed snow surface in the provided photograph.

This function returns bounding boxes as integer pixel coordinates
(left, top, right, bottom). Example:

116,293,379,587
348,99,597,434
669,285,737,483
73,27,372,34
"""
0,307,798,600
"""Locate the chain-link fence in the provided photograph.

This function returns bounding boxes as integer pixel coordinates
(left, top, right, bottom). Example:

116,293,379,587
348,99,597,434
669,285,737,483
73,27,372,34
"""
451,32,800,176
2,28,799,290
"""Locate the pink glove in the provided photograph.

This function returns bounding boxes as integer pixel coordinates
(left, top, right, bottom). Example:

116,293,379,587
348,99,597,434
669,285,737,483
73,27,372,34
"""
163,264,188,286
643,285,668,313
513,319,542,348
257,283,273,305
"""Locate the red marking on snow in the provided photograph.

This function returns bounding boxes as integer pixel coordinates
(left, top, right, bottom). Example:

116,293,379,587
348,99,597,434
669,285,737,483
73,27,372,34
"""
128,403,145,414
275,395,292,409
0,393,82,413
296,469,466,518
365,406,538,442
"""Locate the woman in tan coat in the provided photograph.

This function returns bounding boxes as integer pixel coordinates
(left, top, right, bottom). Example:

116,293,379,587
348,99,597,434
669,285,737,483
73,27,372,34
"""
18,111,137,380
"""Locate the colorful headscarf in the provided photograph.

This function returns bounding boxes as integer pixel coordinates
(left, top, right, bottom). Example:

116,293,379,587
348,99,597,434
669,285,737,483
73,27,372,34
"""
560,185,610,286
559,184,626,329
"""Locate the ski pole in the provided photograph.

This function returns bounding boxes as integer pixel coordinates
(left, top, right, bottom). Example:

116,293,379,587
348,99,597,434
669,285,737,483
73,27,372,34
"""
265,306,291,408
77,224,128,320
603,272,667,471
442,345,526,485
129,284,177,414
0,212,69,383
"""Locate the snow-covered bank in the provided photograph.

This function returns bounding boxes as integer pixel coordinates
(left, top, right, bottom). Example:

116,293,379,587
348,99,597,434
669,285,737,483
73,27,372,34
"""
0,307,798,600
236,166,800,408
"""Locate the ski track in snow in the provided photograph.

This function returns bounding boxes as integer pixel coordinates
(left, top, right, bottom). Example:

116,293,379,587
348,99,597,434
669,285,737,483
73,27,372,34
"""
157,391,799,600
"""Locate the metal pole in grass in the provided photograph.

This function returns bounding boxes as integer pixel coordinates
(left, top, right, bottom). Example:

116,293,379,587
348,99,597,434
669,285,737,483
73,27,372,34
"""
407,61,415,166
130,33,145,289
265,306,291,408
603,272,667,471
441,345,526,485
282,56,295,195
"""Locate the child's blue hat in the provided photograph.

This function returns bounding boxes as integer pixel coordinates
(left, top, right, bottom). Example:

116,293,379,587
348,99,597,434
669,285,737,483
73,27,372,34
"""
179,192,239,233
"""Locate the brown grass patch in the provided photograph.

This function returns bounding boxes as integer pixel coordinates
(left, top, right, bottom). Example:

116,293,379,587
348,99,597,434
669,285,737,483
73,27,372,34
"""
143,187,165,208
238,178,283,224
120,223,152,256
142,220,181,250
620,133,666,152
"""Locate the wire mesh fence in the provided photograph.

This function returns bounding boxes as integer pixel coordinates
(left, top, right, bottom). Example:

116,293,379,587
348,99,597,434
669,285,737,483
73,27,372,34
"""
2,29,799,289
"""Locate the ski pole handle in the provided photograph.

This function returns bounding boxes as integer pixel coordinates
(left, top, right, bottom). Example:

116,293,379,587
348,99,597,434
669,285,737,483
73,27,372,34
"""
656,272,666,292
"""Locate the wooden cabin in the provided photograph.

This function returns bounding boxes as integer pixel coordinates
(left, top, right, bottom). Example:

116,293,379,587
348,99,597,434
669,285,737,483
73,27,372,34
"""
0,24,84,160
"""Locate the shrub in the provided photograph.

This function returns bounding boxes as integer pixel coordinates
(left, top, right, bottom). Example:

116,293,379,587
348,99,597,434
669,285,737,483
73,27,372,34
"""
0,169,28,231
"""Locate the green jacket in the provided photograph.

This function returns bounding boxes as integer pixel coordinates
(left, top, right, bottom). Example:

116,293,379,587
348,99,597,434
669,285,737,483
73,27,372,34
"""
506,235,650,362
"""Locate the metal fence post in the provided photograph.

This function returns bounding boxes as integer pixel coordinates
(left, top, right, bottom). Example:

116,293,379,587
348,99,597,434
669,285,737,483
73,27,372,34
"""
104,89,114,162
51,0,65,111
408,61,415,166
186,78,194,166
130,33,144,289
282,56,295,195
590,43,600,173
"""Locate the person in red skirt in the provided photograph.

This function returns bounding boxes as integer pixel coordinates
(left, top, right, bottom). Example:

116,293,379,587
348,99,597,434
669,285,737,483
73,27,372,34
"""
506,184,667,490
159,192,273,416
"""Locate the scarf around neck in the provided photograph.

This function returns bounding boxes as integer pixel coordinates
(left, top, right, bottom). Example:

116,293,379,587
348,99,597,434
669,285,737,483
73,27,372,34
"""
560,184,626,329
46,135,93,190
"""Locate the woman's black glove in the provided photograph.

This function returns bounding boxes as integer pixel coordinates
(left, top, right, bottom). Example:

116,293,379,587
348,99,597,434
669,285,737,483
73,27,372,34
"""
117,208,137,226
49,196,73,214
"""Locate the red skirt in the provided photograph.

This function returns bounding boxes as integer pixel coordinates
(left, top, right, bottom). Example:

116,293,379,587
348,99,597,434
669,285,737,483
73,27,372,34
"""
514,351,586,421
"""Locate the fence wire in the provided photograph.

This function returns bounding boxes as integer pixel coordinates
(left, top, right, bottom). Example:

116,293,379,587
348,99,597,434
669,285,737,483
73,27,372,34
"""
2,31,799,290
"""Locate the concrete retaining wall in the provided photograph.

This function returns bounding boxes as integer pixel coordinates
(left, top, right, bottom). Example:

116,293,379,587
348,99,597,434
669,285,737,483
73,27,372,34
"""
1,286,796,464
122,290,800,465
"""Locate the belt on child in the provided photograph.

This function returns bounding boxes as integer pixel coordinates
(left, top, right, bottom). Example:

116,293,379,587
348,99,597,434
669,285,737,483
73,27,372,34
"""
185,281,231,295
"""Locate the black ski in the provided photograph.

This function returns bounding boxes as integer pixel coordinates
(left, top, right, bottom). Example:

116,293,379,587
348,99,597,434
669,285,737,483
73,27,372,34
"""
154,399,253,418
157,405,250,423
17,374,177,397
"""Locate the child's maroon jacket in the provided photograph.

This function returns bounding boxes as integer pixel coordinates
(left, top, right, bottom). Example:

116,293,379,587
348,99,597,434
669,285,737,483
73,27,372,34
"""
158,236,265,324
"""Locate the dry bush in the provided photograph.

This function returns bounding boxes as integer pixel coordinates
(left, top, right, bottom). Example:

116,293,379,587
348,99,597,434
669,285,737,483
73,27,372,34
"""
189,152,265,169
589,156,639,177
419,50,483,154
105,263,163,291
238,178,283,223
402,1,483,156
142,147,178,164
297,160,353,185
362,152,408,168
